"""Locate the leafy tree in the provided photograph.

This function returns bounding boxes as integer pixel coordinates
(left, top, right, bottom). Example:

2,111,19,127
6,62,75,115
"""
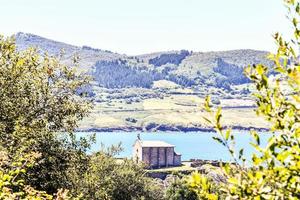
0,147,72,199
0,35,93,194
187,0,300,199
0,35,164,200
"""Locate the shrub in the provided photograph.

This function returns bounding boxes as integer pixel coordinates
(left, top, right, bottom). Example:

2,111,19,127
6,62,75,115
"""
71,146,164,200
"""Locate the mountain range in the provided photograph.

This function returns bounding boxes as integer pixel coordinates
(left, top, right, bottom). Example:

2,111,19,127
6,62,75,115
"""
15,32,272,91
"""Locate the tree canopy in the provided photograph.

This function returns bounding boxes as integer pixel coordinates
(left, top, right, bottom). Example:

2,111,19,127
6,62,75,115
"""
0,35,163,199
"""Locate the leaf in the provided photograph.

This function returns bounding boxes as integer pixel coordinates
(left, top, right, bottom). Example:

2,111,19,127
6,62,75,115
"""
250,130,260,145
225,129,231,140
256,64,265,75
293,18,298,27
238,148,244,159
212,136,225,146
204,96,212,112
215,107,222,123
203,117,212,124
228,177,238,185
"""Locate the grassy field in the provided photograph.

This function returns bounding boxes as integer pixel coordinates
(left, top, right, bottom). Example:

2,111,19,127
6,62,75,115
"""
79,92,268,131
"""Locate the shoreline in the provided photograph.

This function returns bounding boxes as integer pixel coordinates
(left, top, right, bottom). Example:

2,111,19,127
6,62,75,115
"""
77,125,269,133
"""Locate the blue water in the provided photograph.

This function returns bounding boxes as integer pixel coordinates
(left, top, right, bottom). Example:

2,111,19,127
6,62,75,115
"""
76,131,271,161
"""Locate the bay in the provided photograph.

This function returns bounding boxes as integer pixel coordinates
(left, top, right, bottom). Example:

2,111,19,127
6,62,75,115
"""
76,131,271,161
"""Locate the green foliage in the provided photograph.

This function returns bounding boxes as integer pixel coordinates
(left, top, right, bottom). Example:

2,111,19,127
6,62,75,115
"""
0,148,73,199
70,146,164,200
188,172,220,200
0,149,53,200
0,35,94,194
165,175,198,200
165,172,222,200
0,35,164,199
187,0,300,199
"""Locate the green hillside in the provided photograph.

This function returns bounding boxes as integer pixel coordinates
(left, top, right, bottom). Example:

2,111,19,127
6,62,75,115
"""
15,32,272,131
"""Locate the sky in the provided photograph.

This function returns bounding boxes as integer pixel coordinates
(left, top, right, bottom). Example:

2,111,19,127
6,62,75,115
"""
0,0,293,55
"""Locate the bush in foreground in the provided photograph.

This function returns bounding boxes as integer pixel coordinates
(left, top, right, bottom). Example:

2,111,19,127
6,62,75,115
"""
183,0,300,199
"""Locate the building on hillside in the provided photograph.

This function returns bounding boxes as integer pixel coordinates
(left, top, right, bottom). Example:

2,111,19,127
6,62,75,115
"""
133,134,181,168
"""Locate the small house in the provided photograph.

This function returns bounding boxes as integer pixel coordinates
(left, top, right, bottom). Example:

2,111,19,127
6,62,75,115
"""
133,135,181,168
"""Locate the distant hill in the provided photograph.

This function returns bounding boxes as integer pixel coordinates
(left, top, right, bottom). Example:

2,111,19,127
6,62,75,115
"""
15,32,273,90
15,32,125,72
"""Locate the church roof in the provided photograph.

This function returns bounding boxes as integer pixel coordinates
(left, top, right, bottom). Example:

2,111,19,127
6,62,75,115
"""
138,140,175,147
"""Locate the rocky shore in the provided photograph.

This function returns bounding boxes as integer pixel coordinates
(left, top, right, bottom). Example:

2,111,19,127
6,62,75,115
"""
147,160,228,184
77,124,269,133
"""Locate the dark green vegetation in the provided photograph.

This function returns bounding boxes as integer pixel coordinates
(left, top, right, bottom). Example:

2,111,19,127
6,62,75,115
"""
0,34,91,194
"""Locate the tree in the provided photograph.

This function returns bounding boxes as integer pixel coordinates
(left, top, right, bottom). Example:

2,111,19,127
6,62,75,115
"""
0,147,72,199
0,35,93,194
70,145,164,200
0,35,164,199
187,0,300,199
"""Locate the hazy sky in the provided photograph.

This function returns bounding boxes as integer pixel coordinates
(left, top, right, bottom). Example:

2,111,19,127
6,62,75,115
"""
0,0,292,55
